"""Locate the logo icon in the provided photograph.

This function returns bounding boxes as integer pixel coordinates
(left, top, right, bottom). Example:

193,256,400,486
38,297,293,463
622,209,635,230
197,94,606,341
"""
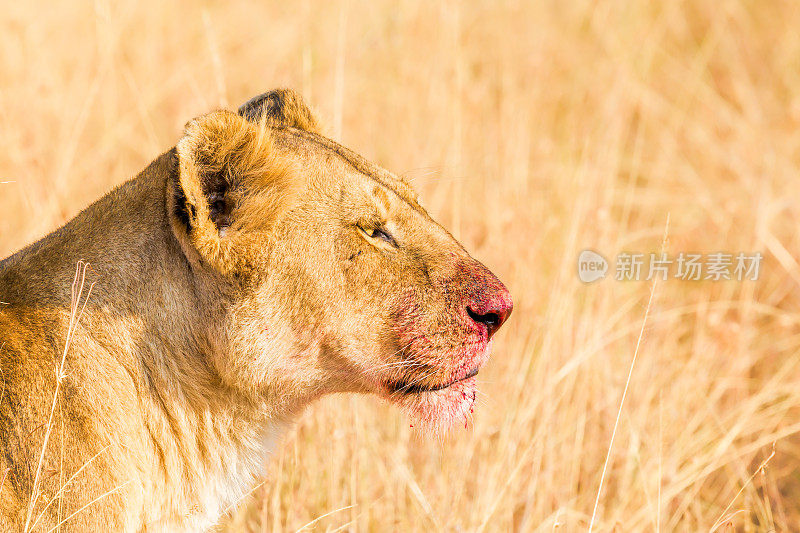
578,250,608,283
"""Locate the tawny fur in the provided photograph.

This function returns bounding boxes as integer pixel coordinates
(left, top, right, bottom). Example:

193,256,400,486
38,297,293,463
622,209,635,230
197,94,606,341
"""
0,89,511,531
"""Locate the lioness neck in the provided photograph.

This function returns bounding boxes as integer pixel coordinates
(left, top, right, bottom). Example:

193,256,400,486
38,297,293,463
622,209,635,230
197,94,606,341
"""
0,150,292,530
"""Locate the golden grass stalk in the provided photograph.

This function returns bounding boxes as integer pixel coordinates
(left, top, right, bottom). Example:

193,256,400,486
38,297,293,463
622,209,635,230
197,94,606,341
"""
27,444,113,532
42,480,133,533
294,505,355,532
709,443,776,533
23,261,94,533
589,215,669,531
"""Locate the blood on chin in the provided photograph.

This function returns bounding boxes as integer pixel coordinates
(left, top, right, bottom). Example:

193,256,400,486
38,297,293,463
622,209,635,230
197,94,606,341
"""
394,375,478,433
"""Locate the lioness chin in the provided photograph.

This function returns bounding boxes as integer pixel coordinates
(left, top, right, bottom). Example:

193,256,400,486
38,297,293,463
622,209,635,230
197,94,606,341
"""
0,89,512,531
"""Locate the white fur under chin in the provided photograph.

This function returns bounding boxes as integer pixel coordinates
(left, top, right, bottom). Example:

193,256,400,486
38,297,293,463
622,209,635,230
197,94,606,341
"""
149,420,290,532
205,420,290,529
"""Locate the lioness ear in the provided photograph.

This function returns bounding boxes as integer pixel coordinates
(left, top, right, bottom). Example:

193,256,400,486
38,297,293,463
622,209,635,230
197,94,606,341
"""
170,110,296,271
238,89,321,133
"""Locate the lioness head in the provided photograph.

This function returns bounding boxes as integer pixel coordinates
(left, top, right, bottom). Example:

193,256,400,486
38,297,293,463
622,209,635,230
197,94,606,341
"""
170,89,512,429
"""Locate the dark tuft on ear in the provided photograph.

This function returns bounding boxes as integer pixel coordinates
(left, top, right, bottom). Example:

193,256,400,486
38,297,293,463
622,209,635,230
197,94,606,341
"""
198,167,233,231
238,89,321,133
173,179,194,230
165,147,195,231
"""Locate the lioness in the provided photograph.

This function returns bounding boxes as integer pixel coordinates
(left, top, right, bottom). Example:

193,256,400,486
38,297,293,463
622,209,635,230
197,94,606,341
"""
0,89,512,531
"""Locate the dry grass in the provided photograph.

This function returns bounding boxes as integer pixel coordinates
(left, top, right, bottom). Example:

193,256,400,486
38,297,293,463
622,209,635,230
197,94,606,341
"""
2,0,800,531
21,262,117,533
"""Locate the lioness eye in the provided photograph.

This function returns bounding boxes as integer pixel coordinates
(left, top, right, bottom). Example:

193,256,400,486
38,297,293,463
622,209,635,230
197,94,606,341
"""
370,227,396,244
360,225,397,247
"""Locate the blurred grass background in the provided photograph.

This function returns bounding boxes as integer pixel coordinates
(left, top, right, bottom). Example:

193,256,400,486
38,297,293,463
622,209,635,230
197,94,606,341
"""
3,0,800,531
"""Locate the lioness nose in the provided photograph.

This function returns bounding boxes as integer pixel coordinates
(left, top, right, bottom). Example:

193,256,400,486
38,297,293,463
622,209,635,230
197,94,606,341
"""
466,293,513,339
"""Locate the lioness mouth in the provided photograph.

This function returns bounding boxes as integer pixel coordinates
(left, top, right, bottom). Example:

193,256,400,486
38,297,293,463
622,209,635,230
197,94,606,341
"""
391,367,480,394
